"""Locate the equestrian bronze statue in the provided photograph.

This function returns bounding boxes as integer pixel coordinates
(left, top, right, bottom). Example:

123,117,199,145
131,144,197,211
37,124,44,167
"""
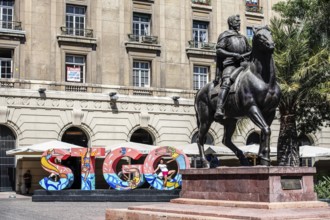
194,16,281,168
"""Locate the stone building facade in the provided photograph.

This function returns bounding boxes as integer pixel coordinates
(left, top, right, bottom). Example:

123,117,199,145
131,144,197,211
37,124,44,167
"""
0,0,329,192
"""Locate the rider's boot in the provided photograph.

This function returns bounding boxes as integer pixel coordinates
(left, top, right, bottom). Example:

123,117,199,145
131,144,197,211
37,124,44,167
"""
214,87,230,120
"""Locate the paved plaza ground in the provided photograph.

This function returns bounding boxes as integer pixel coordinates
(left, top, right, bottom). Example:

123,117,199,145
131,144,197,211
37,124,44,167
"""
0,192,165,220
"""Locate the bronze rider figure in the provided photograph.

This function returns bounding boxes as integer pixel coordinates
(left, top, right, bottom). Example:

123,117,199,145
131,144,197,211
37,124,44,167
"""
214,14,251,119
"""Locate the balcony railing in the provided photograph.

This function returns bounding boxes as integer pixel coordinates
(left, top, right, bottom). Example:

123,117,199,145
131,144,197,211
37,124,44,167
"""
0,20,22,30
60,27,94,38
65,85,88,92
127,34,158,44
188,40,216,50
246,5,263,13
191,0,211,6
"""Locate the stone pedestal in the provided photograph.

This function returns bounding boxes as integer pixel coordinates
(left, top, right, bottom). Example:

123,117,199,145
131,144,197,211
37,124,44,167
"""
180,166,317,202
106,167,330,219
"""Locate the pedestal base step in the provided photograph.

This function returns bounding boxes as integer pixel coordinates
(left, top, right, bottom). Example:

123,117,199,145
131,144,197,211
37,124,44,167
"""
172,198,329,209
106,201,330,220
106,209,235,220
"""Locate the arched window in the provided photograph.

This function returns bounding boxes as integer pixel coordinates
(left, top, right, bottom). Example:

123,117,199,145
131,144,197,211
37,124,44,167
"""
61,127,88,148
246,132,260,145
130,129,154,145
298,134,313,146
191,132,214,145
0,125,16,191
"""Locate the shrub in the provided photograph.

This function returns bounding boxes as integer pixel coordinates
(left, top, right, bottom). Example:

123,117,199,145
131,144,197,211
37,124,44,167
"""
315,176,330,199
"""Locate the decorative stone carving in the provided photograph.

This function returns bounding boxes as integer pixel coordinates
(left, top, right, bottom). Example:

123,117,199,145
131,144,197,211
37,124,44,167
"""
37,99,45,106
147,104,154,111
140,112,150,128
6,98,14,105
134,104,141,111
0,106,9,123
52,100,59,107
72,109,84,126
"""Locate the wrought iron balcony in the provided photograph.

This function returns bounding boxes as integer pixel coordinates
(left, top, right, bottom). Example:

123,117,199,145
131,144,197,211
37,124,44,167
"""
246,5,263,13
60,26,94,38
127,34,158,44
0,20,22,30
191,0,211,6
188,40,216,50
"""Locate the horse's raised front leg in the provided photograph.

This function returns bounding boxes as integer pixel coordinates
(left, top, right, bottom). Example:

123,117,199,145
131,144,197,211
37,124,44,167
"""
223,119,249,166
248,105,271,166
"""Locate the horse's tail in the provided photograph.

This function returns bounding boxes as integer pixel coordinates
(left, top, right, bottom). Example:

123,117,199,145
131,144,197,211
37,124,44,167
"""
194,82,213,129
194,89,201,129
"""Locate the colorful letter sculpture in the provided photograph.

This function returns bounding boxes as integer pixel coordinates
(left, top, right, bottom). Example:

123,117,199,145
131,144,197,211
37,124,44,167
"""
103,147,145,190
144,146,190,190
71,148,105,190
39,149,74,190
39,146,190,191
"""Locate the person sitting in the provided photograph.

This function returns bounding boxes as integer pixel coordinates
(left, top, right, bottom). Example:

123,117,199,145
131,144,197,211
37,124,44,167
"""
214,14,251,119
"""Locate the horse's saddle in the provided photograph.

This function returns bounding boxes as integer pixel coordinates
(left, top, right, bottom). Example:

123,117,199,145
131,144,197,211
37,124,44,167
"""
210,67,245,98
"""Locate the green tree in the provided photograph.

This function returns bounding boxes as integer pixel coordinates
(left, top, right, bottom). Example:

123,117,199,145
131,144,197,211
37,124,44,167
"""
270,5,330,166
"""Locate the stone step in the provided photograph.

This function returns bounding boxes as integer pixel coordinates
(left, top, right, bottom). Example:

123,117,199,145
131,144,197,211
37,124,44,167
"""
171,198,329,209
106,208,238,220
106,202,330,220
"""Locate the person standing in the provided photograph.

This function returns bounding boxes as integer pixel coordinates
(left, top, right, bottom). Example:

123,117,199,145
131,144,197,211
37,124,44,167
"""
153,158,176,187
23,170,32,194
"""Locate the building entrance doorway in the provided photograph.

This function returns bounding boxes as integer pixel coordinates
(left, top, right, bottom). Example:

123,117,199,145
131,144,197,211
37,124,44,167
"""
0,125,16,191
61,127,88,189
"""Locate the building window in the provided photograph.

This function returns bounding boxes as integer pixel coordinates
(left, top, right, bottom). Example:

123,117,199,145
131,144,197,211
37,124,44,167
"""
191,132,214,145
65,54,86,83
193,65,209,90
192,21,208,48
0,49,13,79
130,128,154,145
0,125,16,191
133,13,151,36
0,0,14,29
246,0,259,5
246,0,262,13
66,5,86,36
246,132,260,145
133,60,150,87
246,27,254,41
298,134,313,146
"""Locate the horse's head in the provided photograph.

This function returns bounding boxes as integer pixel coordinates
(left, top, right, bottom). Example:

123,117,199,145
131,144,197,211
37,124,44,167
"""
252,26,275,53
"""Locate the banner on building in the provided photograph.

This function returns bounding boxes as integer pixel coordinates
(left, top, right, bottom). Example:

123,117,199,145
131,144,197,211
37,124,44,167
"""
67,67,81,82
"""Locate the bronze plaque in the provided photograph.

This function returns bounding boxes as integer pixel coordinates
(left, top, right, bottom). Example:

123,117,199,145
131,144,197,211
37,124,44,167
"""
281,176,302,190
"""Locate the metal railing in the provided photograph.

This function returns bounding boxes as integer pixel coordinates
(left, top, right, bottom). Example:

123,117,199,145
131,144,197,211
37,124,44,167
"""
191,0,211,6
0,20,22,30
127,34,158,44
246,5,263,13
0,81,14,88
60,26,94,38
188,40,216,50
133,89,153,96
65,85,87,92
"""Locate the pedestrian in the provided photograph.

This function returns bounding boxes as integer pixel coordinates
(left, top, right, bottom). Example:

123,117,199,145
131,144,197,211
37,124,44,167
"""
23,170,32,194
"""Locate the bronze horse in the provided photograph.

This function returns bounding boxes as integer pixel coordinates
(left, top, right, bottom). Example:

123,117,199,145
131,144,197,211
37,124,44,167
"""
194,26,281,167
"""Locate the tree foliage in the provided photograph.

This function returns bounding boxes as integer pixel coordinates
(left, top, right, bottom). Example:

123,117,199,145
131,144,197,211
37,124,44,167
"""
272,0,330,137
273,0,330,49
271,0,330,165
